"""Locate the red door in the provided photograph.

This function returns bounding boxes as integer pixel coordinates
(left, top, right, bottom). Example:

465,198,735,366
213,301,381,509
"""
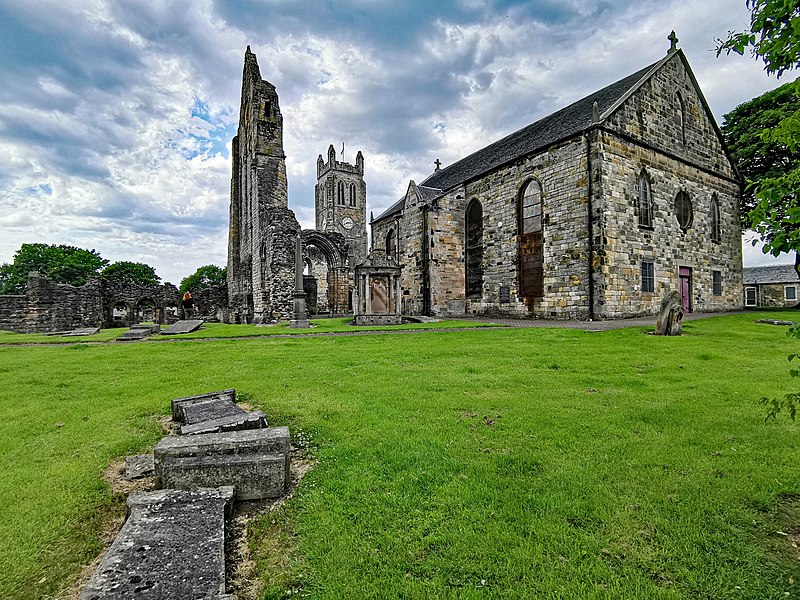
679,267,692,313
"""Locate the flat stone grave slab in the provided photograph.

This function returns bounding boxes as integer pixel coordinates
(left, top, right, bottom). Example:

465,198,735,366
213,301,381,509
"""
125,454,155,480
130,324,161,333
182,398,245,426
161,319,204,335
755,319,798,326
78,486,234,600
181,410,268,436
62,327,101,337
171,389,237,423
155,427,290,500
117,330,150,342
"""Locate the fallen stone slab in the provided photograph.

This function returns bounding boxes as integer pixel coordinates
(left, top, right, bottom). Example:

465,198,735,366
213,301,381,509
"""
62,327,101,337
161,319,204,335
182,398,246,426
154,427,290,500
180,410,268,436
130,324,161,333
171,389,237,423
755,319,798,326
117,330,150,341
78,486,234,600
125,454,155,480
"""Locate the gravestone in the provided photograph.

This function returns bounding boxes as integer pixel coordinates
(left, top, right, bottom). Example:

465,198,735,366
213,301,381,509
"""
181,410,268,435
655,291,684,336
171,389,237,422
125,454,155,480
154,427,290,500
161,319,204,335
181,398,245,425
78,487,234,600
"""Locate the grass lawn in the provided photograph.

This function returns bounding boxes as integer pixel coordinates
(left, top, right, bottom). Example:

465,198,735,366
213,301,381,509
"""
0,311,799,598
0,318,496,345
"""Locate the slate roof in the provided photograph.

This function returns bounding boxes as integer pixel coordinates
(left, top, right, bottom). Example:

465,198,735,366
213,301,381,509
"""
744,265,800,285
372,184,444,223
419,59,662,192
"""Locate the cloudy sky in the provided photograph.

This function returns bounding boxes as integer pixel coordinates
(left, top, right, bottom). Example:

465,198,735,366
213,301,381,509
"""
0,0,791,285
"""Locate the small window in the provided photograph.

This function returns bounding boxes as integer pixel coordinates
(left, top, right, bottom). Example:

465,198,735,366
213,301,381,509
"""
710,194,721,243
675,191,693,231
349,183,357,207
386,229,397,259
712,271,722,296
745,287,757,307
786,286,797,302
637,169,653,228
337,182,345,205
641,261,655,293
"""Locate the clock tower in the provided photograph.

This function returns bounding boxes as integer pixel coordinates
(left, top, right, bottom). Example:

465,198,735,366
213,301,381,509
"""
314,145,368,266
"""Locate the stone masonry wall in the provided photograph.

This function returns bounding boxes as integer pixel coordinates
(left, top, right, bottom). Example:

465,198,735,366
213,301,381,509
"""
0,295,27,332
597,52,742,317
749,283,798,308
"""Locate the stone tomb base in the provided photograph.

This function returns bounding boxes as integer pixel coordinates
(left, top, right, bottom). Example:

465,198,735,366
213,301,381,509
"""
78,487,235,600
154,427,290,500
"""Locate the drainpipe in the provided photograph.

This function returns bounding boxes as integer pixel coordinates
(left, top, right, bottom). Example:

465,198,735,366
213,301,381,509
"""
585,131,596,321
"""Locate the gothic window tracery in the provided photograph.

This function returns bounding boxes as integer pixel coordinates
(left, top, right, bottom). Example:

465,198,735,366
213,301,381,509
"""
349,183,357,207
337,181,345,205
386,228,397,259
637,169,653,228
519,179,544,299
710,194,721,243
466,200,483,298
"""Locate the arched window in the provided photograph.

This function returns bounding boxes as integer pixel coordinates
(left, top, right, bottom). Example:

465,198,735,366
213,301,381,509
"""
466,200,483,298
675,92,686,146
349,183,357,207
637,169,653,228
337,182,345,205
519,179,544,299
675,191,693,231
710,194,721,243
386,229,397,259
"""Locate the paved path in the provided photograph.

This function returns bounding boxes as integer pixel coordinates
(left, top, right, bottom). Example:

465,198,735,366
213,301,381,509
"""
448,310,749,331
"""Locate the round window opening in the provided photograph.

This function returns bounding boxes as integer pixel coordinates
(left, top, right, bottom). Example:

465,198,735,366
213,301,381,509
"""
674,191,693,230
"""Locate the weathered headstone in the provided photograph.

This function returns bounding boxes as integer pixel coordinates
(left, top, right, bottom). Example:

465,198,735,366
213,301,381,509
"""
181,398,245,426
655,291,684,336
154,427,290,500
171,389,237,422
291,235,310,329
180,410,268,435
78,487,234,600
161,319,204,335
125,454,155,480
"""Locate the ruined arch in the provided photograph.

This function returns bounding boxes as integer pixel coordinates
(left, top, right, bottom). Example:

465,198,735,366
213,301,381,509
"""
301,230,349,315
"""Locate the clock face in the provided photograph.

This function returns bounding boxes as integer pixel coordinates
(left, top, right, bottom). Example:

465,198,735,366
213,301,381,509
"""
341,216,354,230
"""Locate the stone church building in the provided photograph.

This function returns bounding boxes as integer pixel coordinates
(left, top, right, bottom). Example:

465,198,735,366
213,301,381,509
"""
372,38,743,319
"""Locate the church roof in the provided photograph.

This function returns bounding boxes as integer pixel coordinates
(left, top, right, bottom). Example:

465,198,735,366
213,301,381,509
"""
419,58,664,191
372,185,443,222
744,265,800,285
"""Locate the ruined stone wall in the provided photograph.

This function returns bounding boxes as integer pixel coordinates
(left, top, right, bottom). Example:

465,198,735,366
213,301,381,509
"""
102,280,180,326
0,295,27,332
192,284,229,322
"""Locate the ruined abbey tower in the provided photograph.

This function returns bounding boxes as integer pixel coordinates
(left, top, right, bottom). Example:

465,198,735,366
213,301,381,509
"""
227,47,367,322
227,47,301,323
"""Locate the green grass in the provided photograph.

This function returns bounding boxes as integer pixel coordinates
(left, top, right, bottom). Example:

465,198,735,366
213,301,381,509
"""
1,312,799,598
0,318,496,345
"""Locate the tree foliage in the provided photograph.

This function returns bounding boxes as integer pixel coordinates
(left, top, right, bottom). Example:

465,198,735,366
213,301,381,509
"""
101,261,161,286
717,0,800,271
179,265,227,295
0,243,108,294
718,0,800,420
721,79,800,228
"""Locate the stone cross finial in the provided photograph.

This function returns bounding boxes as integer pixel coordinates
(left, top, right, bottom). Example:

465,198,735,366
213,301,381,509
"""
667,30,678,54
434,159,442,171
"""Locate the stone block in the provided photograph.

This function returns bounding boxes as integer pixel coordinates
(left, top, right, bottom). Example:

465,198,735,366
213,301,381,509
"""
180,410,268,436
161,319,204,335
78,486,234,600
154,427,290,500
171,389,237,422
125,454,155,480
182,399,246,426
